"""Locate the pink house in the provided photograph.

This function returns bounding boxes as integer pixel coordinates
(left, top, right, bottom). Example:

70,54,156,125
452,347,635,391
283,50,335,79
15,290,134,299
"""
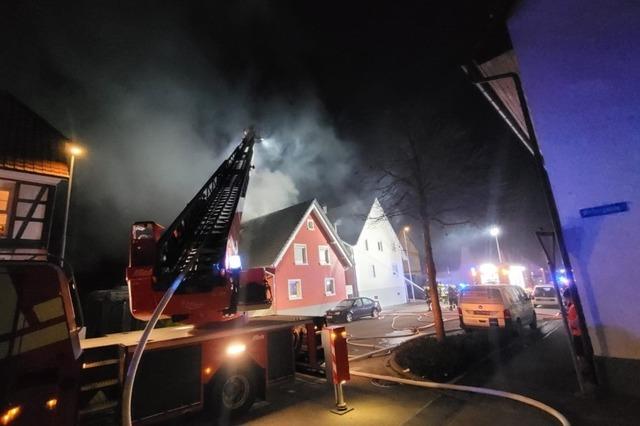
240,199,353,316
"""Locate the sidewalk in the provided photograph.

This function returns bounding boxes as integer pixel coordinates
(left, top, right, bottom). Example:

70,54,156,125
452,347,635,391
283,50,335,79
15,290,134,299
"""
455,325,640,426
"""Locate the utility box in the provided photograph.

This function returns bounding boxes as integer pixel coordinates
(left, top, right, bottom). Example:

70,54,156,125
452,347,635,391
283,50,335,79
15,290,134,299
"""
321,326,350,384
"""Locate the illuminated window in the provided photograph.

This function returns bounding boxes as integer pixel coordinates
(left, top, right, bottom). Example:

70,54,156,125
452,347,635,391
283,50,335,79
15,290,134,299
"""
288,279,302,300
294,244,308,265
324,278,335,296
0,184,14,238
307,219,315,230
318,245,331,265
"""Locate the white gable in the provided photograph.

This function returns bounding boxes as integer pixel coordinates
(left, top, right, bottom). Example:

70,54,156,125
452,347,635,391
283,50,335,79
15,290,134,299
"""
351,199,407,306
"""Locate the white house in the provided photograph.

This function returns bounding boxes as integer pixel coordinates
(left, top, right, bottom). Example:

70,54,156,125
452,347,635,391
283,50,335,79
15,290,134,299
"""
330,198,407,308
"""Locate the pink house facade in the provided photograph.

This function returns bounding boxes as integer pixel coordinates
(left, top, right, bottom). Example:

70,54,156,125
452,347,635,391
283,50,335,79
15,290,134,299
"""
240,199,352,316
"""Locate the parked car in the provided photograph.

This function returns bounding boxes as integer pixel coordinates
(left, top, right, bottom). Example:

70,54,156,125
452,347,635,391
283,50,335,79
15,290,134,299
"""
532,285,560,307
458,285,537,333
326,297,381,323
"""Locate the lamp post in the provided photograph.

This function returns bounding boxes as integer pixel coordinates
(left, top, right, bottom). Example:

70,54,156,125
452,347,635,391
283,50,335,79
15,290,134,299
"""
61,143,84,265
489,226,503,263
402,226,415,301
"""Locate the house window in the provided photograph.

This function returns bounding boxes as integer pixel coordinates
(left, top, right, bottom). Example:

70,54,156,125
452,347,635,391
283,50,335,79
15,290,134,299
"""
392,263,398,275
324,277,335,296
288,279,302,300
307,219,315,230
364,239,369,251
294,244,308,265
318,245,331,265
377,241,383,251
371,264,376,278
0,184,15,238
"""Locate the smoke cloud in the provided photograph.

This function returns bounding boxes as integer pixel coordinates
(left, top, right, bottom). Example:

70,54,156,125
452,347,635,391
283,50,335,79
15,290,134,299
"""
0,2,361,282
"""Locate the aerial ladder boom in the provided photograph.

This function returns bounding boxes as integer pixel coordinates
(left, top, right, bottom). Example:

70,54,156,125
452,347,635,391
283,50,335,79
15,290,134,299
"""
126,128,271,325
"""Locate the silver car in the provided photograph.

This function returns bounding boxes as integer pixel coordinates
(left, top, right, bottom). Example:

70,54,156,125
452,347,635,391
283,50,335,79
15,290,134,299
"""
532,285,560,307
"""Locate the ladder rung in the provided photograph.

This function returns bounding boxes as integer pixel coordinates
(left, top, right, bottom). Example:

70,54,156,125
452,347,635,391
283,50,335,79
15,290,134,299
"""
82,359,119,369
81,379,119,392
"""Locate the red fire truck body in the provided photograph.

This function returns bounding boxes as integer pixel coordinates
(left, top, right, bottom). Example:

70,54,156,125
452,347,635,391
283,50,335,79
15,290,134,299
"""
1,128,324,425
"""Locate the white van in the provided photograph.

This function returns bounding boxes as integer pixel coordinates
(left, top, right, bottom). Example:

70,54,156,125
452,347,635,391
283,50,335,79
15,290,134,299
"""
532,285,560,307
458,285,537,332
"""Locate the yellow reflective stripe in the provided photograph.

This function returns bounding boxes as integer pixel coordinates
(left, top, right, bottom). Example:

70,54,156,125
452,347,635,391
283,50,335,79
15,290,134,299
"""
33,297,64,322
12,322,69,355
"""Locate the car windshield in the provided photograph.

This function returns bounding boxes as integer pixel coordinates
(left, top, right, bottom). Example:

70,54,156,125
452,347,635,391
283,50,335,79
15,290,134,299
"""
335,300,354,308
534,287,556,297
460,287,503,303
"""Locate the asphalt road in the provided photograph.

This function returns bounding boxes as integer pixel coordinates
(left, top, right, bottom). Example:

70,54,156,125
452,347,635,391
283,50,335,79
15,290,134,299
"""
180,303,571,426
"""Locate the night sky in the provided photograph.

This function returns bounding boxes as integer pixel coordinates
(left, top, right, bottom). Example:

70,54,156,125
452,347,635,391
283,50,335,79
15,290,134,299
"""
1,1,551,291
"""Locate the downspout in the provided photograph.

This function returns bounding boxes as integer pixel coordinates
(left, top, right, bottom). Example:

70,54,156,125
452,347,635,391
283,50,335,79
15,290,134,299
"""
465,65,596,391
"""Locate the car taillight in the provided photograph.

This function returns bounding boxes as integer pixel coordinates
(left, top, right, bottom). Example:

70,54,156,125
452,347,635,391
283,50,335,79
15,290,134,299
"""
503,309,511,319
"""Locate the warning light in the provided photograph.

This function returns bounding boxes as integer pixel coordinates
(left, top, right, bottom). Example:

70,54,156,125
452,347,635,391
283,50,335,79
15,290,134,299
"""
45,398,58,410
1,406,21,425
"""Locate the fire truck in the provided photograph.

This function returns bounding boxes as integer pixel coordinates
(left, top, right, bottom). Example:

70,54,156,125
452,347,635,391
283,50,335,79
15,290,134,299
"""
470,263,530,289
1,127,324,425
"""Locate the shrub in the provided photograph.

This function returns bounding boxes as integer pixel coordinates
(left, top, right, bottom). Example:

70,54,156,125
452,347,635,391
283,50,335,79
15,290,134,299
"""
394,333,491,381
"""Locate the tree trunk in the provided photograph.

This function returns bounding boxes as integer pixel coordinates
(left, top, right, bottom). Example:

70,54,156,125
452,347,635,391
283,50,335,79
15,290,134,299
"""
422,218,445,342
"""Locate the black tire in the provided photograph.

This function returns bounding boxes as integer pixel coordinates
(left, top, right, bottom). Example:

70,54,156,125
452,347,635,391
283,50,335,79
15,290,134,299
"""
210,367,256,420
529,312,538,330
345,312,353,323
371,308,380,319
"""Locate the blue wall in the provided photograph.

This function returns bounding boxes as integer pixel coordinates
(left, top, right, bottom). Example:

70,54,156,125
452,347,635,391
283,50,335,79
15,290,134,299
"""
509,0,640,362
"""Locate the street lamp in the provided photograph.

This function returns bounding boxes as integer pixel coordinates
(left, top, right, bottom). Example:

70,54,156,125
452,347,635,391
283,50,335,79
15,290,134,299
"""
61,143,85,264
402,226,415,301
489,226,503,263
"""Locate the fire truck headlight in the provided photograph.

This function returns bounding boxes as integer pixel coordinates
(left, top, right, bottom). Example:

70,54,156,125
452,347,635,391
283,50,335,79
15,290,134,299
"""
1,406,21,425
226,342,246,356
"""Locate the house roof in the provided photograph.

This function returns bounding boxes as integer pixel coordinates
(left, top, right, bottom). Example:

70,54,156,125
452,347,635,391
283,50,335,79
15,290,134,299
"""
240,199,352,269
0,91,70,178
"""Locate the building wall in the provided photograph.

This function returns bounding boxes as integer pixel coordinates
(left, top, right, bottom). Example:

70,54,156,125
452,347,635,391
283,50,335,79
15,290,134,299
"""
509,0,640,393
273,210,348,316
0,169,64,259
353,200,407,308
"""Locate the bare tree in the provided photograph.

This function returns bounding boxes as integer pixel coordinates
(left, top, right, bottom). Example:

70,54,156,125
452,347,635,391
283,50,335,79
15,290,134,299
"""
370,112,487,342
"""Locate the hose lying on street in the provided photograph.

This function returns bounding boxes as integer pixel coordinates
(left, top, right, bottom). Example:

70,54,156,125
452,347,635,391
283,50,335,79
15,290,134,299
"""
349,370,571,426
346,311,570,426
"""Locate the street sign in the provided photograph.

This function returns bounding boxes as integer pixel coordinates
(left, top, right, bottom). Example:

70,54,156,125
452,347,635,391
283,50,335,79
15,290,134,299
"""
579,202,628,218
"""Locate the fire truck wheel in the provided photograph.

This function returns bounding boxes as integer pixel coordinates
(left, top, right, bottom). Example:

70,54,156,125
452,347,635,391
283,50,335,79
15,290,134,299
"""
211,367,256,419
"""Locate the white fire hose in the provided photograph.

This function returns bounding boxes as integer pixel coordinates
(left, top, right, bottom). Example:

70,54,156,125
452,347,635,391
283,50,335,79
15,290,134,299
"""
346,312,570,426
122,272,186,426
350,370,571,426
